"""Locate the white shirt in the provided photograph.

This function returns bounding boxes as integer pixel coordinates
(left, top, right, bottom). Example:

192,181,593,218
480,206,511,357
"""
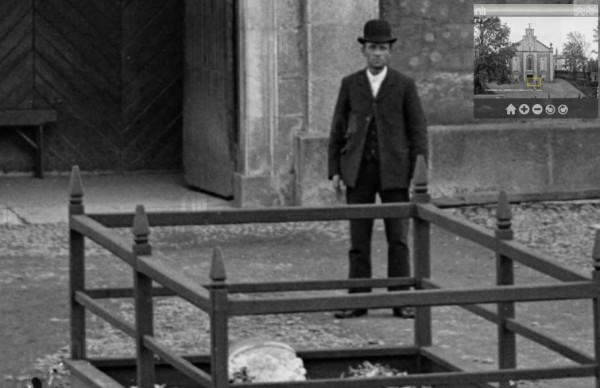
366,66,388,98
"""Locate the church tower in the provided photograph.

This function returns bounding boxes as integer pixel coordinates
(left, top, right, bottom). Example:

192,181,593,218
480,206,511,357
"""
511,24,554,83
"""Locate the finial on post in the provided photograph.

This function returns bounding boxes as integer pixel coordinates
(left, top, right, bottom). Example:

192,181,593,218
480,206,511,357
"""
412,155,430,203
210,247,227,283
68,166,84,214
132,205,151,256
593,229,600,271
495,191,513,240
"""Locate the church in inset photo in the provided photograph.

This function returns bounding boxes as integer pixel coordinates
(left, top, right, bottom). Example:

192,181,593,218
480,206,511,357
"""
511,25,555,83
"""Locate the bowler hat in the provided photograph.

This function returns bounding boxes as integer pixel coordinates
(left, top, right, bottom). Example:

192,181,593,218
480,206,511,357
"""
358,19,397,44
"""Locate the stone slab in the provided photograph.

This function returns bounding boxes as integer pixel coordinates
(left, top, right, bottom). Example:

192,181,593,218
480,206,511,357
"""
233,173,282,208
293,121,600,206
0,173,232,224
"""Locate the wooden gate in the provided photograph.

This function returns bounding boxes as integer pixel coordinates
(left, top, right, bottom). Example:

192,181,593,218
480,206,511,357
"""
183,0,237,198
0,0,35,109
0,0,183,173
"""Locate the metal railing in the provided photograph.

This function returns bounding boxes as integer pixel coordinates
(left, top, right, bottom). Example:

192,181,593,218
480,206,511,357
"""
67,157,600,388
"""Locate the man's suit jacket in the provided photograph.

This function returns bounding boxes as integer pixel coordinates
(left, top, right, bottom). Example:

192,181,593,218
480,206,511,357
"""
328,68,428,190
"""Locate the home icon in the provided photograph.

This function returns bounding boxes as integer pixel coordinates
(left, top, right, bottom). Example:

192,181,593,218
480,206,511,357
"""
505,104,516,115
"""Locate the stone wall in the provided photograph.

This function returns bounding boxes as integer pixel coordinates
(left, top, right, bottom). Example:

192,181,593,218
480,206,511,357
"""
382,0,474,125
295,121,600,206
430,121,600,201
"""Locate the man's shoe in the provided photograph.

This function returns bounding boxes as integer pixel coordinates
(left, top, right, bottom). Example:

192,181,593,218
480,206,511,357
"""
334,309,368,319
393,306,415,319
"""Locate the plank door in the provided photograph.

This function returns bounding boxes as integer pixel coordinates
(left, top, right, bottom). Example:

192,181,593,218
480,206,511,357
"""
183,0,237,197
0,0,34,109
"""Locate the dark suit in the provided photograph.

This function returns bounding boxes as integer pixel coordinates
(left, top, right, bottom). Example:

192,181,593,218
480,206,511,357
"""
328,68,428,293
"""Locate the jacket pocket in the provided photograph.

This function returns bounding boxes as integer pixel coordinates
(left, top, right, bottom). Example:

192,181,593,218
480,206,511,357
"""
345,114,358,138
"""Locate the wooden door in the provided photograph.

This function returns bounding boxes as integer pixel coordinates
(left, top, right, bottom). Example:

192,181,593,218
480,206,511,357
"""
183,0,237,197
0,0,34,109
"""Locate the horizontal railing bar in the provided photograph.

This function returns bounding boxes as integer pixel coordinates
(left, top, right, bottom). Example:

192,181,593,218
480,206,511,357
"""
87,203,416,228
87,347,418,368
84,355,211,368
74,291,136,338
296,345,418,359
223,277,416,293
423,280,595,365
143,335,212,388
505,318,595,365
229,282,595,316
422,279,500,323
64,360,124,388
70,215,135,266
137,257,210,312
499,239,589,281
85,287,176,299
242,365,597,388
416,204,588,282
83,282,418,299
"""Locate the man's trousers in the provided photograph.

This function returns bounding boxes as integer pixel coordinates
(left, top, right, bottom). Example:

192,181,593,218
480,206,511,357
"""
345,158,410,293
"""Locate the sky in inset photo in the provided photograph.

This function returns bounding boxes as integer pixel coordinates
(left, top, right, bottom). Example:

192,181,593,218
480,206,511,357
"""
500,16,598,58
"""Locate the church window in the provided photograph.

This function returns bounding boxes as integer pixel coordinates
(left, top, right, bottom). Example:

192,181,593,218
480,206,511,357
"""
527,55,534,70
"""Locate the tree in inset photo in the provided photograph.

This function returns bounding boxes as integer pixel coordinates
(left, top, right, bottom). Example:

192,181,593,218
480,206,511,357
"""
474,17,518,94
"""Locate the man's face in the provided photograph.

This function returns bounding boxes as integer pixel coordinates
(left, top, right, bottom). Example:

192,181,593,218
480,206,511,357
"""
361,42,392,73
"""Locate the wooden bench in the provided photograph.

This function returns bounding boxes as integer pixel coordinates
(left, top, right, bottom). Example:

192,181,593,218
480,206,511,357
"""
0,109,58,178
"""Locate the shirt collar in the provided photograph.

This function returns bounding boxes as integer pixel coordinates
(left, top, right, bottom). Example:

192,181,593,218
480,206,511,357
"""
366,66,388,83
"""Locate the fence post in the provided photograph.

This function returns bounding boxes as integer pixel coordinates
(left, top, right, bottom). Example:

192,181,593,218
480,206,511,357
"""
411,155,432,349
132,205,155,388
209,247,229,388
68,166,86,359
592,230,600,388
495,191,515,388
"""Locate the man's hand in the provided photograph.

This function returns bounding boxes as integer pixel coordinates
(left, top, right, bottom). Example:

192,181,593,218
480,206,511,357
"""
332,174,346,194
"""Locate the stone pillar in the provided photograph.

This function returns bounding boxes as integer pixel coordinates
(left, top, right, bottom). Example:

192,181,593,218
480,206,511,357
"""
235,0,377,207
234,0,280,207
523,55,527,84
550,48,554,82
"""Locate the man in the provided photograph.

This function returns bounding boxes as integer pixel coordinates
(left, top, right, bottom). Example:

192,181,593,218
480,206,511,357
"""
328,19,428,319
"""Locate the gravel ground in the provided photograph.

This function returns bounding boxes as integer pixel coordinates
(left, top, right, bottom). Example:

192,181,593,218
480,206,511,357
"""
3,201,600,387
453,200,600,272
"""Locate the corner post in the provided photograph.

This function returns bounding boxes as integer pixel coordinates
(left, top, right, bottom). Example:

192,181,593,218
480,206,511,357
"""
592,230,600,388
210,247,229,388
495,191,516,387
132,205,155,388
68,166,86,359
411,155,432,349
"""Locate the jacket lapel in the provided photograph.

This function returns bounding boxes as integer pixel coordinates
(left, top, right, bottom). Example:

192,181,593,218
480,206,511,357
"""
355,70,374,100
375,70,397,102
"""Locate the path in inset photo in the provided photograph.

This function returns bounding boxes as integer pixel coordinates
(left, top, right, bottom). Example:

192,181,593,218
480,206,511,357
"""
485,78,585,98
